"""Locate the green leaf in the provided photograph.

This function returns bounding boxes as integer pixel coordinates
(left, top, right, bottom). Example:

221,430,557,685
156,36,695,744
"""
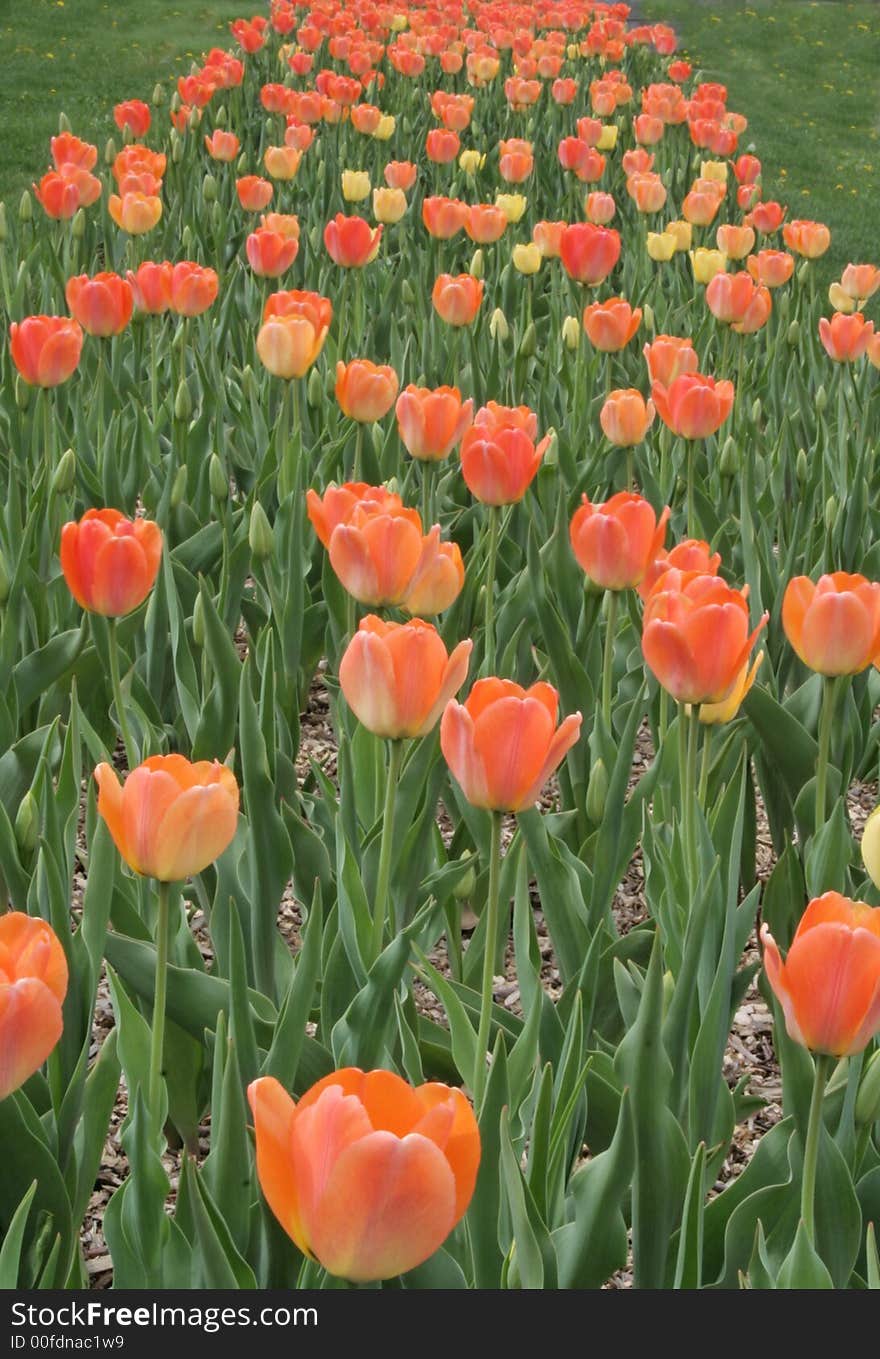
0,1181,38,1288
776,1219,834,1289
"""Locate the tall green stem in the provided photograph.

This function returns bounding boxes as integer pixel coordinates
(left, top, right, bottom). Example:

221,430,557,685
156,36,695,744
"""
698,722,712,808
352,422,364,483
107,617,138,768
801,1052,833,1244
474,810,502,1111
148,879,172,1140
686,440,696,538
815,676,842,836
602,589,619,729
483,505,500,675
679,702,699,890
370,739,403,964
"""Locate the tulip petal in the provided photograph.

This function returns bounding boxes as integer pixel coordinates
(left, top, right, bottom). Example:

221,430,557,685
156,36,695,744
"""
151,782,239,881
472,695,555,811
339,631,399,736
780,921,880,1055
417,639,473,737
440,701,490,807
413,1085,481,1220
0,978,64,1101
117,766,184,877
516,710,583,811
248,1076,312,1258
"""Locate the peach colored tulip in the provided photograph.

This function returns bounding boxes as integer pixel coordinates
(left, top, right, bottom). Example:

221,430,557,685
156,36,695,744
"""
34,171,81,220
264,146,302,181
306,483,408,548
627,172,667,214
584,192,616,225
426,129,460,163
643,574,767,704
50,133,97,171
706,271,771,332
839,264,880,303
583,298,641,352
782,573,880,675
441,678,582,812
261,213,300,241
9,315,83,387
745,200,786,234
236,175,274,211
464,204,508,244
747,249,794,288
340,616,472,738
643,335,699,387
65,273,133,337
639,539,722,601
246,228,299,278
460,421,549,506
716,223,755,260
600,389,655,447
60,509,162,617
127,261,174,314
560,223,621,285
570,492,670,590
324,213,382,267
170,262,218,316
204,129,240,161
114,100,151,137
248,1068,480,1282
432,274,483,327
113,146,166,186
783,219,831,259
0,913,68,1101
384,161,418,191
818,312,874,362
402,532,465,616
422,196,468,240
395,385,473,462
335,360,399,423
328,503,425,606
109,192,162,235
762,894,880,1056
652,373,735,439
532,220,566,258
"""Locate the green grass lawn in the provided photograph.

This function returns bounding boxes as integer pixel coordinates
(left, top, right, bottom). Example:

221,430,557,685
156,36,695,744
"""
0,0,246,200
637,0,880,283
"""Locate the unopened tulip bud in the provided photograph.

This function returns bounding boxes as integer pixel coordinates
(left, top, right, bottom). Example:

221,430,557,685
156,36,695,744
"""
215,106,226,127
122,124,134,146
14,790,39,853
562,315,580,350
586,757,608,823
249,502,274,559
469,248,484,279
751,398,762,425
58,112,71,134
175,379,192,423
643,303,655,333
662,969,675,1014
188,108,200,130
209,453,228,501
241,365,256,400
71,207,86,239
719,436,739,476
815,384,827,413
453,852,477,901
779,291,790,318
15,261,28,293
203,174,218,203
172,137,184,165
192,591,206,648
181,224,193,252
169,465,186,508
170,92,181,114
211,202,223,233
52,448,76,495
237,153,249,175
786,320,801,346
796,449,808,484
489,308,509,343
15,375,31,411
307,367,324,408
855,1049,880,1126
825,494,837,532
18,190,32,223
152,83,165,106
797,260,810,286
518,320,537,358
308,224,321,253
401,278,416,307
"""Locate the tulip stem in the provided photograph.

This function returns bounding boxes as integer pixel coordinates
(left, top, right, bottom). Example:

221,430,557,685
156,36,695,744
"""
801,1051,833,1245
421,461,434,530
679,702,700,891
474,809,502,1112
148,878,172,1142
698,723,713,808
601,590,619,730
686,440,696,538
107,618,138,769
370,739,403,965
815,676,842,836
483,505,500,676
149,321,160,443
352,423,363,483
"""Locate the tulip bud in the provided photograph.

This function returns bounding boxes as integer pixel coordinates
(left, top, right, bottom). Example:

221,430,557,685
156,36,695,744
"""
719,436,739,476
0,203,7,243
172,138,184,165
662,969,675,1014
855,1049,880,1127
307,367,324,408
209,453,228,501
181,224,193,252
52,448,76,496
385,476,401,497
786,320,800,346
401,278,416,307
15,375,31,411
643,302,655,333
192,592,206,648
170,92,181,114
489,308,509,343
249,502,274,559
542,429,558,467
452,852,476,901
779,290,790,319
0,551,9,606
104,138,117,166
517,320,537,358
122,123,134,147
203,174,218,203
174,379,193,423
241,365,256,401
796,448,808,485
815,384,827,413
308,224,321,253
469,249,484,279
71,207,86,239
171,465,188,508
751,398,762,425
58,112,71,134
586,758,608,823
562,315,580,350
211,201,223,233
18,190,32,223
237,153,249,175
824,494,837,532
215,106,226,126
797,260,810,286
14,790,39,853
152,82,165,106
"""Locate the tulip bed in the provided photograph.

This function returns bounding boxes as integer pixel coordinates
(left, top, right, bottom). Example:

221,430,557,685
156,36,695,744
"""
2,0,880,1296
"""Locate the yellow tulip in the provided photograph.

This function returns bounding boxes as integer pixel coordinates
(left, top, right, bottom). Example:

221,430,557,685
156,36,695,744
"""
342,170,371,203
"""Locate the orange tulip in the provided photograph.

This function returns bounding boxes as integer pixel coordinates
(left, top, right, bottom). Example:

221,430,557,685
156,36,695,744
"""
783,219,831,259
441,678,582,812
716,223,755,260
634,113,664,145
422,196,468,240
257,294,332,379
746,249,794,288
384,161,417,191
570,492,670,591
401,531,465,615
652,372,735,439
395,385,473,462
170,262,218,316
464,204,508,244
114,100,151,137
642,574,767,704
109,192,162,235
0,912,68,1101
340,616,472,738
840,263,880,303
60,509,162,617
127,261,174,314
745,200,786,234
328,503,434,608
260,212,300,241
643,335,699,387
95,755,239,881
65,273,133,337
599,389,655,447
236,175,274,211
761,893,880,1056
622,147,654,176
50,133,97,171
818,312,874,362
9,315,83,387
582,297,642,352
782,573,880,675
426,129,460,163
460,412,549,504
681,187,721,227
264,145,302,181
33,171,81,220
306,483,406,548
351,103,382,135
324,213,382,267
246,227,299,278
626,172,667,214
499,148,533,183
335,360,399,422
559,223,621,285
204,129,240,161
639,539,722,601
284,121,315,152
584,192,616,225
113,146,166,186
706,271,771,333
432,273,483,327
532,220,566,258
248,1068,479,1282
